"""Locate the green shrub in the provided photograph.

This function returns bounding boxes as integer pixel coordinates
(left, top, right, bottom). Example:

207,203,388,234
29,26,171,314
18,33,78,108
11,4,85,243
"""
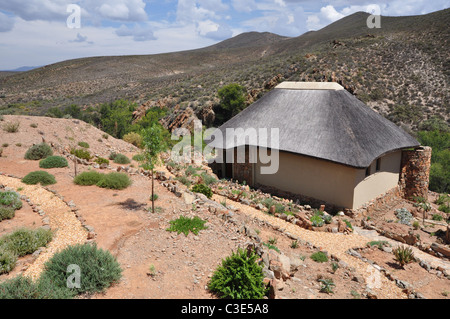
310,251,328,263
39,156,69,168
166,216,208,236
191,184,213,199
70,148,91,160
310,215,324,227
318,278,335,294
343,219,353,230
393,245,415,268
0,275,74,299
2,121,20,133
0,207,15,221
113,154,131,164
176,176,191,186
439,204,450,214
24,143,53,160
94,157,109,165
150,194,158,201
22,171,56,186
40,243,122,295
395,208,413,225
73,171,104,186
200,172,218,186
208,248,267,299
132,154,145,162
0,228,53,257
77,141,89,148
123,132,143,148
0,250,17,274
432,214,444,221
96,172,131,190
0,191,22,210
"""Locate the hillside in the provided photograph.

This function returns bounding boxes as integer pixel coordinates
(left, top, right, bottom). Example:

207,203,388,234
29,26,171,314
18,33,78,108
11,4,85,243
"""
0,115,449,300
0,9,448,132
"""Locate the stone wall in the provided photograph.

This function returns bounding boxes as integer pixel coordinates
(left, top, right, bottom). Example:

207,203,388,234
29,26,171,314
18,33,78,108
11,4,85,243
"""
399,146,432,201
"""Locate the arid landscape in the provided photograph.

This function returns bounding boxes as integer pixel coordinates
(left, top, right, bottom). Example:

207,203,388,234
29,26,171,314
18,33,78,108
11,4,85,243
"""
0,4,449,304
0,115,448,300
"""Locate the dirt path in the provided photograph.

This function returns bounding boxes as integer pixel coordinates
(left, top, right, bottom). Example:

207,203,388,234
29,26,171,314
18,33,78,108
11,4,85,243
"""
0,175,87,280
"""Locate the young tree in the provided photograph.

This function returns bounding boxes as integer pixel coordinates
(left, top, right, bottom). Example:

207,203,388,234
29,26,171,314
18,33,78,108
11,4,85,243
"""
218,83,246,118
141,123,169,213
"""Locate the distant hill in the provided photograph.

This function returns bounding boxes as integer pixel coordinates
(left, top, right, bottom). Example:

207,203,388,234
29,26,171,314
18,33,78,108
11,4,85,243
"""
0,9,448,132
1,66,41,72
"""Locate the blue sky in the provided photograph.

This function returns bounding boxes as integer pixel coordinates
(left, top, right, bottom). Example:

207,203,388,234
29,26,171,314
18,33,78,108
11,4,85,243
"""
0,0,449,69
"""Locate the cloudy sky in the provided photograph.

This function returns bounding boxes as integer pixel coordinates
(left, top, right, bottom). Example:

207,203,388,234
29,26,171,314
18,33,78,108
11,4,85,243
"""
0,0,448,69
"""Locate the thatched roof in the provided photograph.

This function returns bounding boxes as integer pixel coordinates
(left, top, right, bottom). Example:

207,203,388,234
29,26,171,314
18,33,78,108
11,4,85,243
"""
210,82,420,168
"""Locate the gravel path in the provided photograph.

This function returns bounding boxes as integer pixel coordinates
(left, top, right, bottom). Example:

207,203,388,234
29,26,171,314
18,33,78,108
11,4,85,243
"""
0,175,88,280
212,194,407,299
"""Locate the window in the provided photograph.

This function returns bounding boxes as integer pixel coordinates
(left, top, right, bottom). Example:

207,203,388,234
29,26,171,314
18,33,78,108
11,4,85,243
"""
365,166,371,177
376,158,381,172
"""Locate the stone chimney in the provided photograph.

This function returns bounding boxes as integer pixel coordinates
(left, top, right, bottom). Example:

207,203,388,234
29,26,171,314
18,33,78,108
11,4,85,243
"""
399,146,432,201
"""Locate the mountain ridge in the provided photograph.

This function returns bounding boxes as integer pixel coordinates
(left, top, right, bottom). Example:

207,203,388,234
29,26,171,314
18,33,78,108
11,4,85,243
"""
0,9,448,132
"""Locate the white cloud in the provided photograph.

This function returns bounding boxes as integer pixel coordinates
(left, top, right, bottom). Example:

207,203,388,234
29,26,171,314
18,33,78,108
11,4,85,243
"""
231,0,257,13
115,24,157,41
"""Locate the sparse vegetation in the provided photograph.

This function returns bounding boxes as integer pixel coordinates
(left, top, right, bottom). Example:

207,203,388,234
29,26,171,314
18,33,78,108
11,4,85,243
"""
310,251,328,263
77,141,90,148
2,121,20,133
166,216,208,236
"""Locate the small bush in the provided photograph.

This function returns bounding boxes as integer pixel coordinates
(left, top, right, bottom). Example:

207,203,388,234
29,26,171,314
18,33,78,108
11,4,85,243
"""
24,143,53,160
22,171,56,186
176,176,192,186
3,121,20,133
0,191,22,210
200,172,218,186
39,156,69,168
96,172,131,190
113,154,131,164
77,141,90,148
40,243,122,295
318,278,335,294
0,250,17,274
70,148,91,160
94,157,109,165
191,184,213,199
310,251,328,263
166,216,208,236
208,248,267,299
0,228,53,257
393,245,415,268
395,208,413,225
432,214,444,221
0,275,74,299
123,132,143,148
73,171,104,186
0,207,15,221
132,154,145,162
310,215,324,227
